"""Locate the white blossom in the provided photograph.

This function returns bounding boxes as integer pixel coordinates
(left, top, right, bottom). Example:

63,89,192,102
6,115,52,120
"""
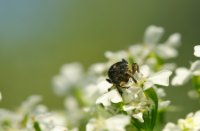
194,45,200,57
172,60,200,86
86,115,130,131
96,89,123,106
53,63,83,96
163,110,200,131
144,25,164,44
140,66,172,90
105,51,129,63
163,123,181,131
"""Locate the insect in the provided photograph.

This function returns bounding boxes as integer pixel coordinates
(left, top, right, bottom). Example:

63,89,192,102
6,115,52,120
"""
106,59,139,88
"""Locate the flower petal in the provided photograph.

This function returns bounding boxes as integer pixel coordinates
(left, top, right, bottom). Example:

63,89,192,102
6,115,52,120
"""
163,123,181,131
106,115,130,131
96,89,122,107
144,25,164,44
157,44,178,59
148,70,172,86
86,118,98,131
159,100,171,109
165,33,181,47
171,68,191,86
132,112,144,123
194,45,200,57
190,60,200,73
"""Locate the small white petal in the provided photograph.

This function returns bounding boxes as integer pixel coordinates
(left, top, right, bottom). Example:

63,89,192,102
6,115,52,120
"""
194,111,200,126
144,25,164,44
97,79,113,94
86,118,97,131
132,112,144,123
53,75,69,96
96,89,122,107
140,65,151,77
61,63,83,83
51,126,68,131
190,60,200,73
171,68,191,86
163,123,181,131
157,44,178,59
166,33,181,47
123,105,135,112
155,87,166,98
159,100,171,109
104,51,128,61
89,63,106,75
106,115,130,131
194,45,200,57
143,81,154,90
188,90,199,99
148,70,172,86
129,44,151,64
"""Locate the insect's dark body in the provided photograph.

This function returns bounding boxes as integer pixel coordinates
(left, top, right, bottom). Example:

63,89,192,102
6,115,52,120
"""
107,60,130,86
106,59,139,88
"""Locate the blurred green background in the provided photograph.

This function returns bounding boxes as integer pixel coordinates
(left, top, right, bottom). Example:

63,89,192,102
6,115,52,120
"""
0,1,200,122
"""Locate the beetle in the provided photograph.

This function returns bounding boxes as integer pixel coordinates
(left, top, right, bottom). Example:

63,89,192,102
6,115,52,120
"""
106,59,139,88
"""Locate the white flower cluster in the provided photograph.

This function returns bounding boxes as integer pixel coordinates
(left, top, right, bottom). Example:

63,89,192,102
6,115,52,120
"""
172,45,200,86
1,25,200,131
0,95,68,131
163,110,200,131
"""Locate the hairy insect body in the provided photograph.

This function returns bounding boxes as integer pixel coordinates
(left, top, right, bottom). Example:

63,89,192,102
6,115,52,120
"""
106,59,139,88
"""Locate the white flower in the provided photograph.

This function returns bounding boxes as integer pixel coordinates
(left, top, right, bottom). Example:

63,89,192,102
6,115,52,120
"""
163,122,181,131
53,63,83,96
140,66,172,90
51,126,68,131
194,45,200,57
144,25,164,44
35,112,67,130
172,60,200,86
159,100,171,109
106,115,130,131
64,96,84,125
86,115,130,131
20,95,42,113
171,68,191,86
147,70,172,87
89,63,107,75
165,33,181,47
163,110,200,131
85,77,112,100
132,112,144,123
105,51,129,63
121,87,151,123
96,89,123,107
156,44,178,59
178,111,200,131
143,26,181,59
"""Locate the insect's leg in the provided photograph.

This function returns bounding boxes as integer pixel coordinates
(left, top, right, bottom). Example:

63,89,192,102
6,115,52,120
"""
116,86,123,95
106,79,112,84
131,76,137,84
136,63,140,72
132,63,140,73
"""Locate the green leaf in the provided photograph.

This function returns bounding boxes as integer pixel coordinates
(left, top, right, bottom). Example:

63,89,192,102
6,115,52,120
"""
33,121,42,131
144,88,158,130
193,76,200,95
